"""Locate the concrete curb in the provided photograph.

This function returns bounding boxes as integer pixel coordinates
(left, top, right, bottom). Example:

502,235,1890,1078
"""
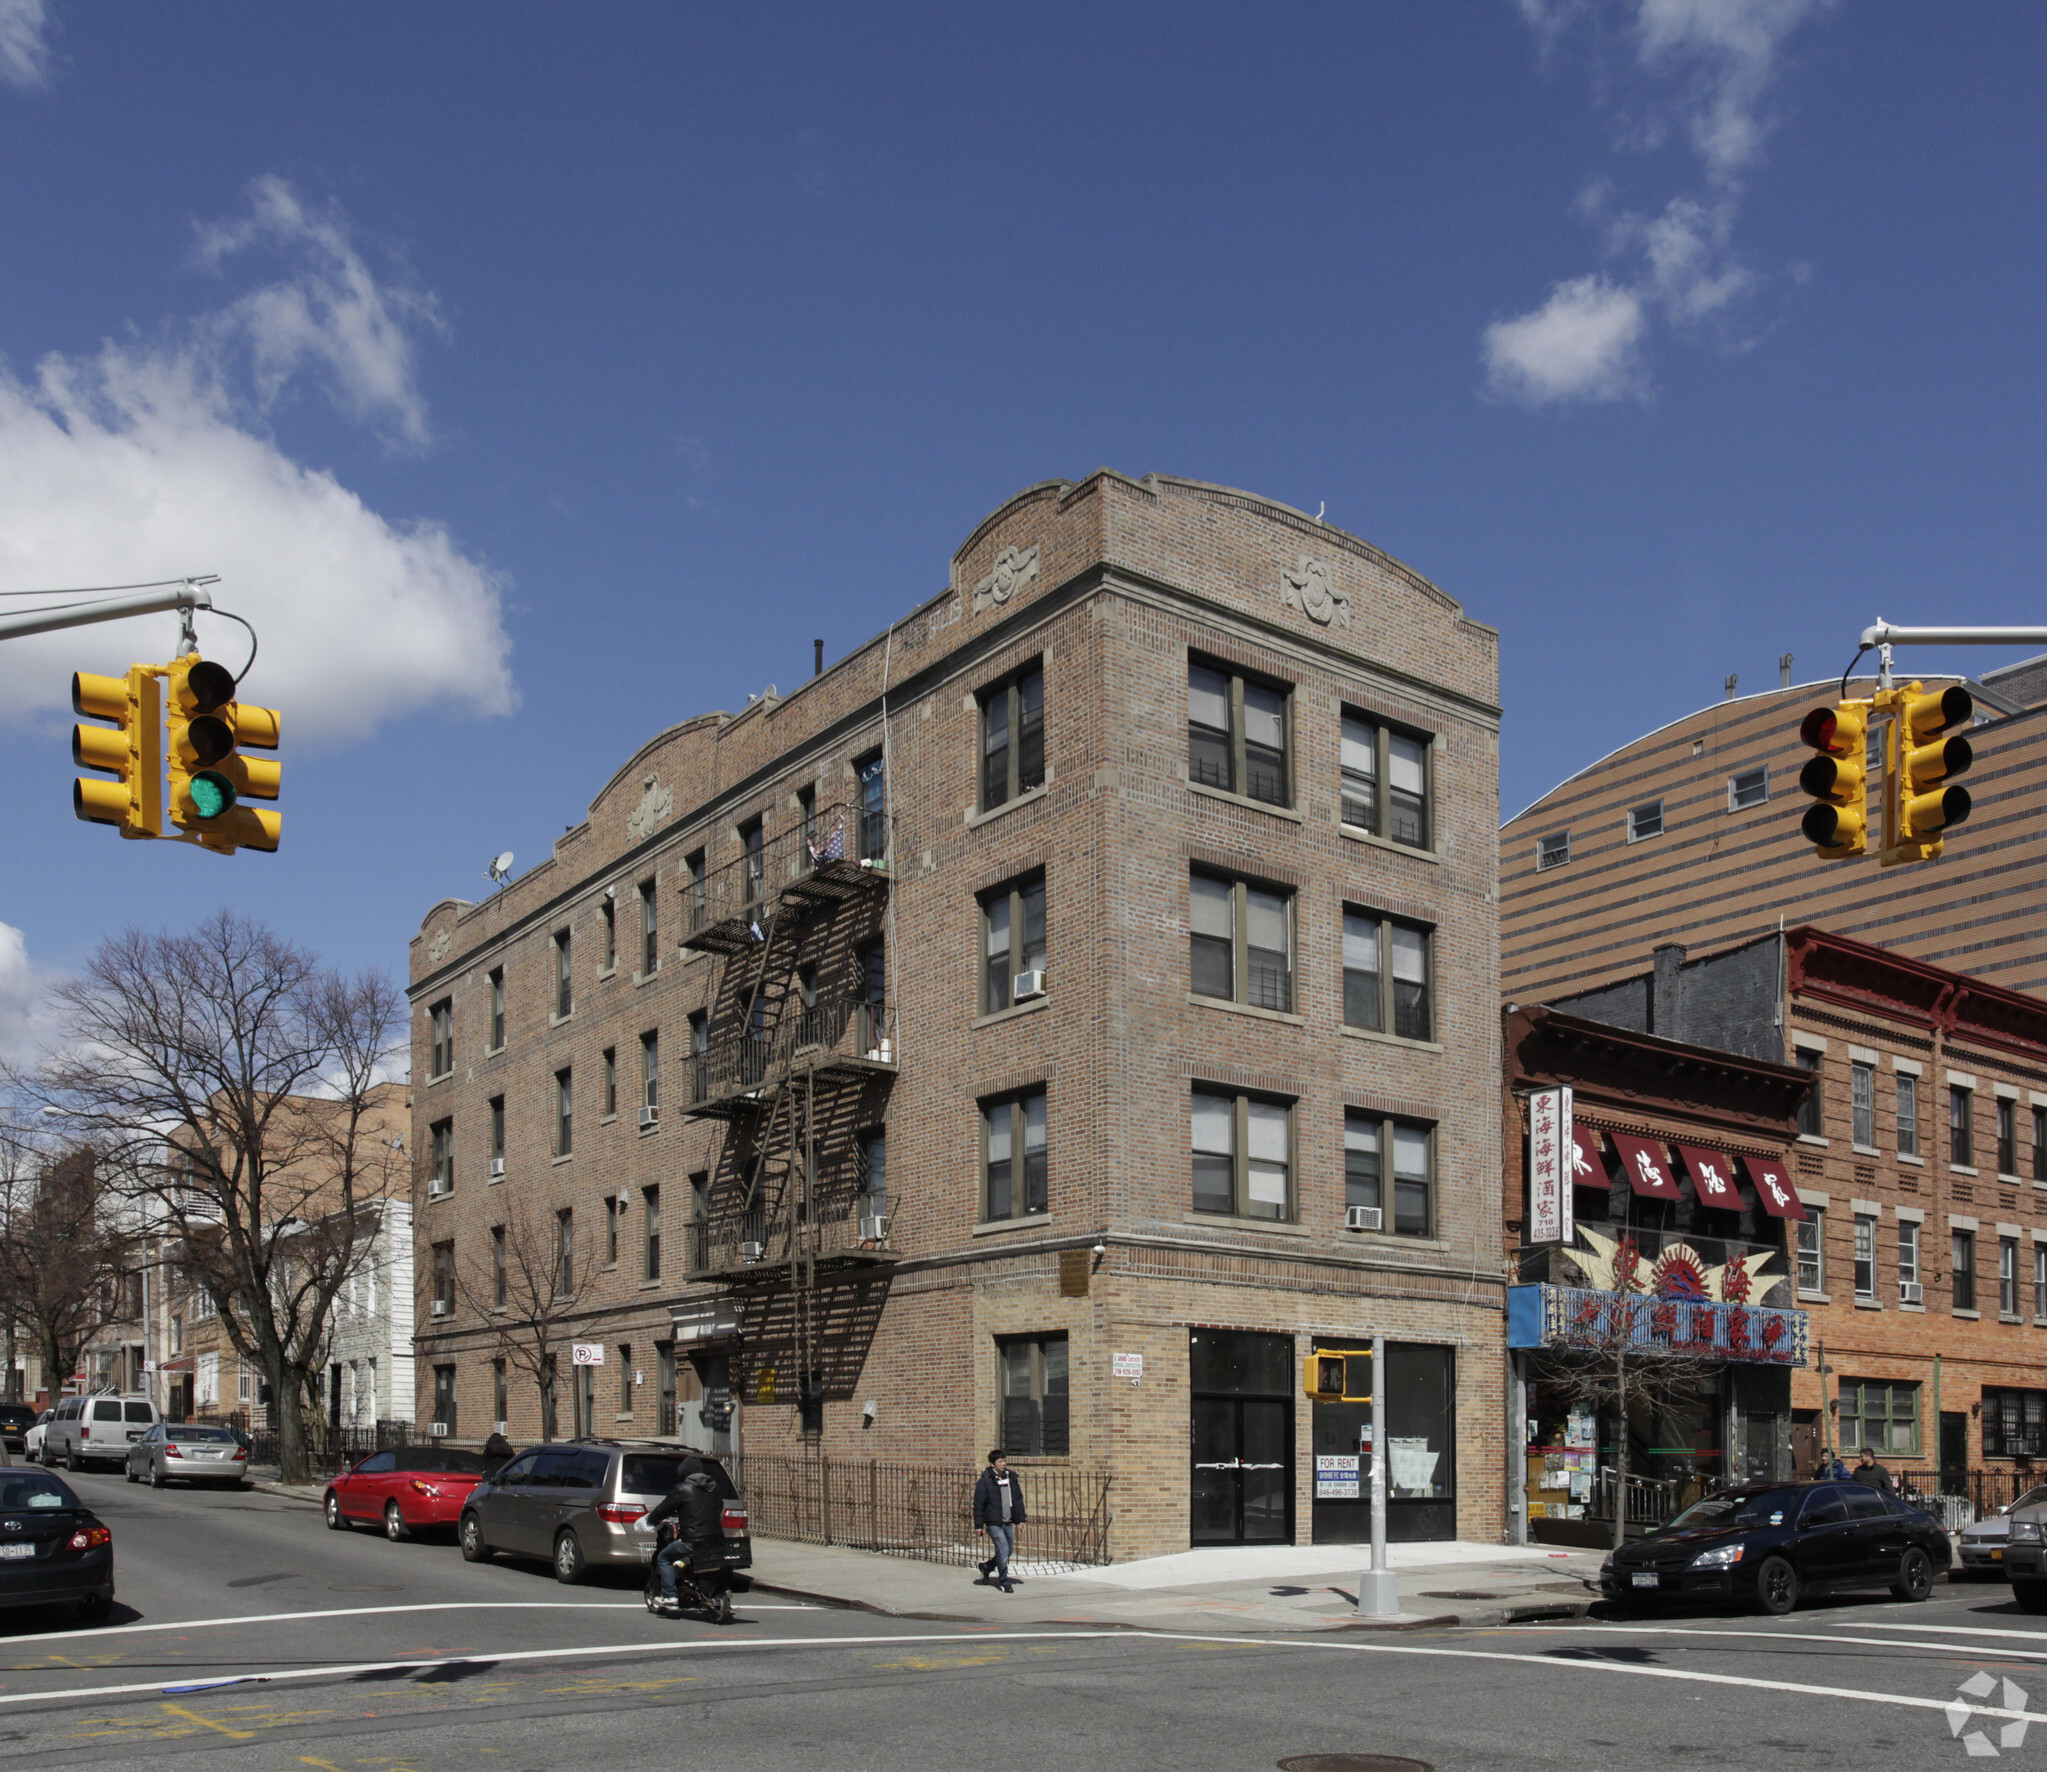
250,1481,324,1507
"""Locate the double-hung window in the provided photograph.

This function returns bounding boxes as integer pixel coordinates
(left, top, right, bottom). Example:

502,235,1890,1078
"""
1340,712,1429,847
1342,908,1431,1041
1796,1208,1824,1292
1898,1221,1920,1300
603,1196,620,1265
1897,1073,1919,1156
1853,1214,1876,1299
2035,1243,2047,1324
601,1047,617,1119
1191,1089,1292,1221
1795,1049,1823,1138
1952,1085,1975,1167
1188,661,1290,806
1190,871,1292,1012
556,1209,574,1291
488,1097,504,1179
857,751,887,861
554,1069,573,1158
639,881,659,976
553,931,573,1018
640,1032,659,1124
1729,766,1769,810
429,1118,454,1198
980,664,1046,811
1345,1110,1433,1237
1838,1380,1919,1457
487,968,505,1050
643,1185,661,1282
982,1089,1047,1221
982,874,1047,1013
739,818,765,910
1851,1062,1875,1148
686,851,707,932
490,1225,506,1308
2035,1106,2047,1182
2002,1236,2022,1316
860,1128,887,1219
998,1334,1068,1457
1537,830,1569,870
688,1012,708,1103
1626,800,1663,842
428,1000,453,1079
1953,1229,1976,1311
1999,1098,2019,1176
600,896,616,971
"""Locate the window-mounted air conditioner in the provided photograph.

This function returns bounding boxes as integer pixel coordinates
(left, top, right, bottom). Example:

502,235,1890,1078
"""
1900,1281,1924,1305
427,1180,449,1200
859,1215,890,1243
740,1241,765,1264
489,1157,505,1178
638,1106,659,1129
1345,1205,1383,1232
430,1298,451,1318
428,1420,449,1437
493,1419,509,1436
1013,969,1046,1002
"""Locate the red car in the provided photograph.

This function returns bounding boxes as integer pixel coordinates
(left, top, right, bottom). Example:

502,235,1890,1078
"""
325,1446,497,1540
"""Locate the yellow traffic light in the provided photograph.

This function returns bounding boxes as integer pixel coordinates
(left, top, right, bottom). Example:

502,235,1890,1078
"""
1796,700,1871,858
1895,682,1973,852
70,665,162,839
166,653,281,855
1304,1350,1373,1404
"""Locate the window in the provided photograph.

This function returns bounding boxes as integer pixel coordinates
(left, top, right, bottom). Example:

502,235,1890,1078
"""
1851,1062,1875,1148
1191,1089,1293,1222
428,1000,452,1079
856,751,887,861
998,1334,1069,1457
739,818,765,909
1899,1221,1920,1298
600,896,616,971
797,784,816,856
1796,1208,1824,1292
554,1069,573,1157
1999,1098,2019,1176
1626,800,1664,841
553,931,572,1018
1952,1085,1974,1167
600,1048,616,1119
689,1172,709,1272
603,1196,620,1266
431,1241,455,1313
643,1185,660,1282
1795,1048,1823,1138
686,851,707,932
859,1127,887,1218
1838,1379,1919,1457
1853,1214,1876,1299
639,880,659,976
1953,1229,1976,1311
1340,713,1429,848
2036,1107,2047,1182
1983,1388,2047,1459
429,1119,453,1197
1342,908,1431,1041
981,875,1047,1013
1898,1073,1919,1157
556,1209,575,1292
1345,1109,1433,1237
493,1360,507,1432
1190,871,1292,1012
1188,660,1290,806
432,1366,457,1437
489,1097,504,1178
619,1345,633,1413
688,1012,708,1103
488,969,504,1050
1537,830,1569,870
640,1032,659,1122
2003,1236,2022,1315
982,1089,1047,1221
490,1226,506,1308
1728,766,1769,810
980,664,1046,811
2036,1244,2046,1324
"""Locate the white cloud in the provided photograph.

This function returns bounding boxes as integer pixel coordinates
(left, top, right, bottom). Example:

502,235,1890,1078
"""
1635,0,1829,185
0,179,514,742
1484,275,1648,406
0,0,51,90
0,922,54,1065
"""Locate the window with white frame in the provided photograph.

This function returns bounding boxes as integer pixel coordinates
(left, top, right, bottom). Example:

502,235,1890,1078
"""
1851,1062,1875,1148
1339,711,1429,848
1897,1072,1919,1157
1898,1221,1920,1299
1626,800,1663,841
1537,830,1569,871
2002,1236,2021,1316
1853,1213,1876,1299
1342,908,1431,1041
1796,1208,1824,1292
1728,766,1769,810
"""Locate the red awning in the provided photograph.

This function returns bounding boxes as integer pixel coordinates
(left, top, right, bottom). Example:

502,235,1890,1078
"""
1608,1132,1682,1200
1746,1155,1806,1220
1569,1126,1606,1188
1677,1144,1741,1210
157,1356,196,1374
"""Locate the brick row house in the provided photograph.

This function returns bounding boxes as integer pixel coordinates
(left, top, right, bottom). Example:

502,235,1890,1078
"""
407,470,1509,1558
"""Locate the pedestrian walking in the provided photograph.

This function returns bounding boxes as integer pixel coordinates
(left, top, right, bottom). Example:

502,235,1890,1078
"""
1857,1448,1896,1494
972,1449,1026,1594
1827,1452,1852,1481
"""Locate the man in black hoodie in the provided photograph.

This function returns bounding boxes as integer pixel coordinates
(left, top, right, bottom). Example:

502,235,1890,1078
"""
971,1450,1026,1593
644,1457,721,1612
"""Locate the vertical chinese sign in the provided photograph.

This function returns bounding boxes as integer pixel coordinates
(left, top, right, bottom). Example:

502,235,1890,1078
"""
1528,1086,1574,1245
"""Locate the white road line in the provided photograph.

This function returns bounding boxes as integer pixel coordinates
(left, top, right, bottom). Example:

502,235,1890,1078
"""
1833,1619,2047,1641
0,1601,640,1647
1517,1622,2047,1661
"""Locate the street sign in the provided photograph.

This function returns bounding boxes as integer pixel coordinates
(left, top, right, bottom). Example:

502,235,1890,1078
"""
571,1342,605,1365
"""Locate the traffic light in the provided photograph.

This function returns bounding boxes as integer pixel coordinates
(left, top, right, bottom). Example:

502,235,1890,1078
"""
165,653,281,855
1895,682,1974,854
71,665,162,839
1797,699,1871,858
1303,1350,1373,1404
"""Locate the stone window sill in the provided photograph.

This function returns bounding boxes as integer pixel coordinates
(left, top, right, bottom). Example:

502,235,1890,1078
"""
974,997,1050,1031
424,1070,452,1088
1188,993,1306,1027
1798,1288,1831,1303
597,967,617,982
1852,1144,1882,1158
1900,1302,1926,1314
1954,1308,1982,1320
636,970,660,987
965,783,1050,830
972,1214,1049,1237
1854,1297,1882,1310
1797,1134,1830,1148
2002,1314,2026,1325
550,1012,574,1029
1953,1165,1980,1177
1898,1154,1925,1167
1186,779,1304,824
1339,823,1441,865
552,1153,573,1166
1999,1173,2023,1185
1182,1212,1310,1236
1339,1023,1445,1055
485,1043,506,1059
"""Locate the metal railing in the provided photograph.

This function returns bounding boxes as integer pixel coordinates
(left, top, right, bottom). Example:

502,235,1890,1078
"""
688,998,892,1108
730,1454,1113,1570
694,1177,894,1276
684,801,887,946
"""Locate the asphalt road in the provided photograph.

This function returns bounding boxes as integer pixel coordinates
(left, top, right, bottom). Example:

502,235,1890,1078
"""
0,1470,2040,1770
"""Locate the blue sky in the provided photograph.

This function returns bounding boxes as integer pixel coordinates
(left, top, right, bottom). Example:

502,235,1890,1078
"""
1,1,2043,1041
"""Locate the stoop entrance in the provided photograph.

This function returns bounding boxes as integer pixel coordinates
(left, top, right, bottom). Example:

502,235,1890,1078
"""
1189,1329,1295,1544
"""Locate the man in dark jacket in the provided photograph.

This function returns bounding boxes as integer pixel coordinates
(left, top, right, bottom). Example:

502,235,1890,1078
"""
971,1450,1026,1593
644,1457,719,1611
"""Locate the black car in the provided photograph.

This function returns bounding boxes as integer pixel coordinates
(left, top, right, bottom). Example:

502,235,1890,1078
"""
1601,1481,1949,1615
0,1405,38,1456
0,1468,114,1623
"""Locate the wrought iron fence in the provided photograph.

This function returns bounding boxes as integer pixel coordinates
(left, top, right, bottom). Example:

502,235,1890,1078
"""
225,1413,414,1475
729,1454,1113,1570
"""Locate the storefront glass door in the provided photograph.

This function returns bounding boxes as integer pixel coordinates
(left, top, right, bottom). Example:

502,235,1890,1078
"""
1189,1330,1293,1544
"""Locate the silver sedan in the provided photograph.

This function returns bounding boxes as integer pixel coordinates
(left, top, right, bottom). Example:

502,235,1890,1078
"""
124,1424,249,1489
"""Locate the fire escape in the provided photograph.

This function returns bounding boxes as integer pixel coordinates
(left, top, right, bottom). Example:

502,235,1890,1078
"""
680,798,896,1417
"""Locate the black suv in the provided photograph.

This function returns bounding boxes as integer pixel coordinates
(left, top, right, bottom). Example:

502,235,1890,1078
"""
0,1405,39,1457
458,1442,751,1585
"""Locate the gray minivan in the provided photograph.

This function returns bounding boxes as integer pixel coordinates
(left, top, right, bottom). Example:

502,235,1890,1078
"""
41,1396,161,1471
457,1442,750,1584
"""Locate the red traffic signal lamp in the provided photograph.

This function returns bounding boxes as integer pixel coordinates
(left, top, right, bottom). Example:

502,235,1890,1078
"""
71,665,162,839
166,653,280,855
1797,700,1870,858
1893,683,1973,857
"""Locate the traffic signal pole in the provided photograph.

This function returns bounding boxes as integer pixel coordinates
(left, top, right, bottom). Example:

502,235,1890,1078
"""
0,578,215,644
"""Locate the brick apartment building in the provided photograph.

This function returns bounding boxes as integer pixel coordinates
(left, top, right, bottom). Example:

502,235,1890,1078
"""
1499,657,2047,1004
1547,927,2047,1492
407,469,1508,1558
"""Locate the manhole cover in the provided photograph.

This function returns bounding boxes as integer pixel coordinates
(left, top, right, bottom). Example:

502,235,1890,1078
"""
1278,1758,1432,1772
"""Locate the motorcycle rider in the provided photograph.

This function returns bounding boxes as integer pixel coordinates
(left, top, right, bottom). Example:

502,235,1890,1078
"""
643,1456,724,1614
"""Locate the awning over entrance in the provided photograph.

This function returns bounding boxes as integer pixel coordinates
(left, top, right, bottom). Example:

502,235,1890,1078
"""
1569,1125,1605,1187
1608,1132,1681,1200
1745,1155,1806,1219
1676,1144,1740,1209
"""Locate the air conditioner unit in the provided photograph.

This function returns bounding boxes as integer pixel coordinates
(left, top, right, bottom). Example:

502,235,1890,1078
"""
428,1420,448,1437
740,1241,765,1264
859,1215,890,1243
1013,969,1046,1001
489,1157,505,1178
638,1106,658,1129
430,1299,451,1318
493,1419,508,1436
1900,1281,1924,1305
1345,1205,1383,1232
427,1181,448,1200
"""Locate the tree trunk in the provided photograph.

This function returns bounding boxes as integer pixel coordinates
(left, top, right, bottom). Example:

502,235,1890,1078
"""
539,1368,558,1441
1613,1337,1630,1552
274,1360,313,1484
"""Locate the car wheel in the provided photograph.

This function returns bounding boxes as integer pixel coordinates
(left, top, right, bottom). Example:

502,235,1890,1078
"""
64,1445,79,1473
2015,1580,2047,1615
384,1501,409,1543
1891,1548,1936,1602
459,1513,491,1562
124,1463,138,1484
148,1465,166,1490
325,1492,350,1532
1752,1556,1800,1616
553,1530,586,1585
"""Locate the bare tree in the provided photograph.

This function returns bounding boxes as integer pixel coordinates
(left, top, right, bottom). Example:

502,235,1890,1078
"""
0,1136,128,1410
7,912,402,1484
451,1194,591,1442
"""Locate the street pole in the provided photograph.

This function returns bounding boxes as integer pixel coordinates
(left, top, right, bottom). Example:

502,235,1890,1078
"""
0,579,215,644
1358,1333,1399,1616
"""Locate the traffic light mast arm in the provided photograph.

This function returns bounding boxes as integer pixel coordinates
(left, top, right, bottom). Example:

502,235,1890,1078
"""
0,579,215,644
1861,622,2047,649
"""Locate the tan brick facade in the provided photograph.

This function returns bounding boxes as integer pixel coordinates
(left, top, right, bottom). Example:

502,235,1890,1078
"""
407,470,1506,1558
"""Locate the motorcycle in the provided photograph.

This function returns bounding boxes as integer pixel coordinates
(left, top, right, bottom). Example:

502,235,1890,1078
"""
643,1516,739,1624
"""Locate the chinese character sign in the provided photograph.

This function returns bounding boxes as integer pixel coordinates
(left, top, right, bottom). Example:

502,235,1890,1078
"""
1528,1086,1574,1244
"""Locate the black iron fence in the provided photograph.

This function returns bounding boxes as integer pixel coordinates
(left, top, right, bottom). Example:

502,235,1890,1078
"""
683,801,887,948
689,998,892,1108
214,1411,415,1476
729,1454,1113,1570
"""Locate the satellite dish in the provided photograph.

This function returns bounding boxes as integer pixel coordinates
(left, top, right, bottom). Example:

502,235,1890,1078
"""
485,852,515,885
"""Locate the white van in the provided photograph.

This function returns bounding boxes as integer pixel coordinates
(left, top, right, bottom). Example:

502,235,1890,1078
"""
41,1395,160,1471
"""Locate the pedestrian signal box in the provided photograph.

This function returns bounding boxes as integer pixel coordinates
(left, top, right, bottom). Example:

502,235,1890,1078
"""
1304,1350,1373,1404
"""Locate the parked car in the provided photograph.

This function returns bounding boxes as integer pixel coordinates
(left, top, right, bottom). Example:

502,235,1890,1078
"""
458,1442,751,1585
1601,1481,1950,1615
21,1411,51,1464
325,1447,496,1539
40,1396,161,1471
1956,1484,2047,1577
1993,1501,2047,1609
0,1466,113,1622
0,1405,39,1457
123,1424,249,1489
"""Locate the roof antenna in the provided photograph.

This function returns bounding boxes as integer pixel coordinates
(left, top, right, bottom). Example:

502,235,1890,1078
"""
1314,502,1326,523
1725,673,1739,701
1779,653,1793,689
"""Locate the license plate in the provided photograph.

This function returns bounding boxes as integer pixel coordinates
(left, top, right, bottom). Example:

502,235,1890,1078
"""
1631,1572,1659,1588
0,1544,34,1561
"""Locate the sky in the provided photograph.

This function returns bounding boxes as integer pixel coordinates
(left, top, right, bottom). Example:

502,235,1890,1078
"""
1,1,2043,1052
